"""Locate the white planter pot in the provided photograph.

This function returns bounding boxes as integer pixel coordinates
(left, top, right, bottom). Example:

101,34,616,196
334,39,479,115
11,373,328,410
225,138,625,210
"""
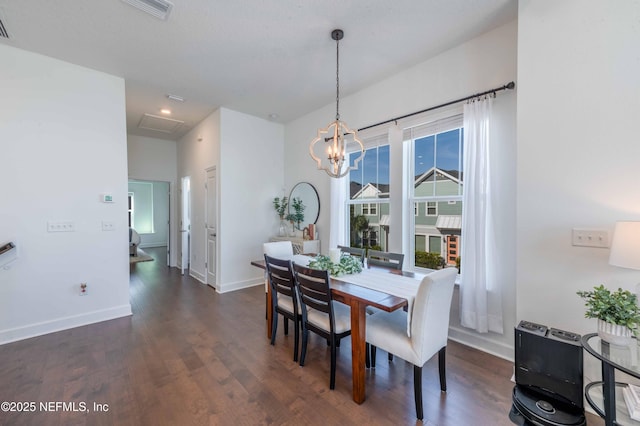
598,319,633,346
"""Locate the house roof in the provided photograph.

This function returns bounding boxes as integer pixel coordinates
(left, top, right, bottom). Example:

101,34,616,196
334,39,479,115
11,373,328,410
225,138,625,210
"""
435,215,462,230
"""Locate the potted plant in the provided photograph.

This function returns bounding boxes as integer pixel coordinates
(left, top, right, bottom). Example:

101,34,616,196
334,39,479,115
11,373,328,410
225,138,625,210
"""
273,196,288,236
290,197,305,231
577,284,640,345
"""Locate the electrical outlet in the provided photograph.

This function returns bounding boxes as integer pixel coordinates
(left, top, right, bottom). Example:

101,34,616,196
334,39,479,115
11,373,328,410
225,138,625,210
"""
572,228,609,248
102,221,115,231
47,221,75,232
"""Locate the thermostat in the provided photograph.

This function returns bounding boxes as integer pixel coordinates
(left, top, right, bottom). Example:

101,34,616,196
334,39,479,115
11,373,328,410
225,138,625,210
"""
102,194,114,203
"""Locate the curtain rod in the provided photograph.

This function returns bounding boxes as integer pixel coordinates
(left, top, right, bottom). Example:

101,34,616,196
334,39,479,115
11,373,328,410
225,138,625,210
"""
358,81,515,132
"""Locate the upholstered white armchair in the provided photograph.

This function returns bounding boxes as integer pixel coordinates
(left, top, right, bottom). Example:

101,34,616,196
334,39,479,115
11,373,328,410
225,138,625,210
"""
129,228,141,256
366,267,457,420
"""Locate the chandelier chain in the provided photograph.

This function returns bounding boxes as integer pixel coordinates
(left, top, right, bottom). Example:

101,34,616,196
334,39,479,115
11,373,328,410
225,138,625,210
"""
335,35,340,121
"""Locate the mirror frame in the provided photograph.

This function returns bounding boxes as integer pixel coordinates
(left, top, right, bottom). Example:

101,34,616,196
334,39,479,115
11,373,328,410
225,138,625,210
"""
288,182,320,226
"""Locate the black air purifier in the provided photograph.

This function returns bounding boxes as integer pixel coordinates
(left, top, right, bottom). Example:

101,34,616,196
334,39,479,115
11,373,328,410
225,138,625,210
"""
509,320,586,426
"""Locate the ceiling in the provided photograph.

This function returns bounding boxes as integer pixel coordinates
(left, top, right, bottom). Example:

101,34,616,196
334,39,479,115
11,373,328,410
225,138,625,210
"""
0,0,517,141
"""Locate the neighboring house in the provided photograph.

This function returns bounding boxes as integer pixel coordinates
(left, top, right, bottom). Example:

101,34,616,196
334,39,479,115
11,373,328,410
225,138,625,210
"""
349,167,462,266
413,167,462,266
350,182,389,250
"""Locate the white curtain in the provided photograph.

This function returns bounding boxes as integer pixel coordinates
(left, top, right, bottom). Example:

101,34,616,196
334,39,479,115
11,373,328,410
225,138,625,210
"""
329,175,348,249
460,97,503,334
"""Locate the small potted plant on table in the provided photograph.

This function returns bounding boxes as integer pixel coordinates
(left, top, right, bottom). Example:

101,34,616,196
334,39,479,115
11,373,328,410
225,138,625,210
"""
577,284,640,346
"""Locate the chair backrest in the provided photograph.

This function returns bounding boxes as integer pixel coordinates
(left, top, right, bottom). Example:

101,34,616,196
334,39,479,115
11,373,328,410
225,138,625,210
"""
263,241,294,258
264,254,297,310
337,245,365,264
410,267,457,364
367,249,404,270
292,263,335,329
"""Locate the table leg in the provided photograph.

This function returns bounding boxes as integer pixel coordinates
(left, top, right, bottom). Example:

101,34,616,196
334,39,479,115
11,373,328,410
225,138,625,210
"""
349,300,367,404
601,361,615,426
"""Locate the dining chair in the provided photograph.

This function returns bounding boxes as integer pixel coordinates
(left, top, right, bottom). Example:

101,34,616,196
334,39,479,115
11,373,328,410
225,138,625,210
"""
263,241,295,323
366,267,457,420
264,254,301,362
292,263,351,390
337,245,365,265
367,249,404,270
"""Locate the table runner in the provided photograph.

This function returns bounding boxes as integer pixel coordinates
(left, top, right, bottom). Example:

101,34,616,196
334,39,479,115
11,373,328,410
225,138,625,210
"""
333,268,428,336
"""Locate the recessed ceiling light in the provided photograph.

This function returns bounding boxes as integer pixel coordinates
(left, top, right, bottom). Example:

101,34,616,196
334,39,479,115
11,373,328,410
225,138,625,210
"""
166,94,184,102
160,109,171,115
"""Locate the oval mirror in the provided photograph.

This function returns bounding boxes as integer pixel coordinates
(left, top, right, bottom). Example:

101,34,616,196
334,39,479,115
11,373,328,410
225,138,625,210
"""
288,182,320,227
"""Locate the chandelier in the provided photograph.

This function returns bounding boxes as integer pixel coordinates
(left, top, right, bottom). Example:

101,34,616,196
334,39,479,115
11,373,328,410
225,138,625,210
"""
309,29,365,178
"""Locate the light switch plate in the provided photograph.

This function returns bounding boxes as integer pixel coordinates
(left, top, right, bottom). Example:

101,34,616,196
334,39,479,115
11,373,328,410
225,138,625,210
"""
572,228,609,248
102,221,115,231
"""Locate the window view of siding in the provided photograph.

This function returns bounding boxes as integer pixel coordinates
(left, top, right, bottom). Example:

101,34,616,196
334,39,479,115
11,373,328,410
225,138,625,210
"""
348,145,390,251
412,127,463,269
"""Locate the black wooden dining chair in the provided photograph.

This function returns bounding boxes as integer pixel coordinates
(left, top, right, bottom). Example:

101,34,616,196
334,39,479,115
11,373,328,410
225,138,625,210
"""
338,245,365,265
367,249,404,270
264,254,301,362
292,263,351,390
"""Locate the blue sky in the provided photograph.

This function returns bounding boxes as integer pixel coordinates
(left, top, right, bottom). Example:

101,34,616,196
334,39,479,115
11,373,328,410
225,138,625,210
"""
349,128,463,186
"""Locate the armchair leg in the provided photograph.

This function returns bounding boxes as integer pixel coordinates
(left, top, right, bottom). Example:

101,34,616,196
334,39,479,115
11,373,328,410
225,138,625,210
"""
438,346,447,392
414,365,423,420
284,318,289,335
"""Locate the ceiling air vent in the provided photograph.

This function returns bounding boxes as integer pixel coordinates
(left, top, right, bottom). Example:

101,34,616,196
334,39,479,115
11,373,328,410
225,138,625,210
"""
138,113,184,134
0,10,10,39
121,0,173,20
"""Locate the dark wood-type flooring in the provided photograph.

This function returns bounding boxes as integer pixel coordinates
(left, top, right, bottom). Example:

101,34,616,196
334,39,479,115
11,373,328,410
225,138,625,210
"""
0,247,603,425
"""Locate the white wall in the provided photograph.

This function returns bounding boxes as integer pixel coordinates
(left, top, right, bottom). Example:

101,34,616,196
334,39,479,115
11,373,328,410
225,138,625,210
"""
517,0,640,374
0,44,131,344
219,108,285,292
177,108,284,292
127,135,178,264
284,21,518,358
177,111,221,283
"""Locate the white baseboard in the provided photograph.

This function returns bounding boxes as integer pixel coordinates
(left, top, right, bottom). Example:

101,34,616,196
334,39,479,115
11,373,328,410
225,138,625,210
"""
217,278,264,294
0,304,132,345
448,325,514,362
189,268,206,283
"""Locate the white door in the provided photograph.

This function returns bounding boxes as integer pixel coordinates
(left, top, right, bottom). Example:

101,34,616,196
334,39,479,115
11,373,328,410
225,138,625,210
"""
205,167,217,288
180,176,191,275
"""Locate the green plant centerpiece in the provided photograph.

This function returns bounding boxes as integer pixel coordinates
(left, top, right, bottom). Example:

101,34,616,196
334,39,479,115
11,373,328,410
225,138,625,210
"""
308,254,363,276
577,284,640,345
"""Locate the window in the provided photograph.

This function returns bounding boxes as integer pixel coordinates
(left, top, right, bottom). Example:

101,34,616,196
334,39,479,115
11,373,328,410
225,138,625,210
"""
362,203,377,216
128,192,134,228
426,201,437,216
347,143,389,250
363,229,378,248
128,181,155,234
409,116,464,269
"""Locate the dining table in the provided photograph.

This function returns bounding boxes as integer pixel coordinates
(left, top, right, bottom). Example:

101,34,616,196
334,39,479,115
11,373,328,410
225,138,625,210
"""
251,256,426,404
